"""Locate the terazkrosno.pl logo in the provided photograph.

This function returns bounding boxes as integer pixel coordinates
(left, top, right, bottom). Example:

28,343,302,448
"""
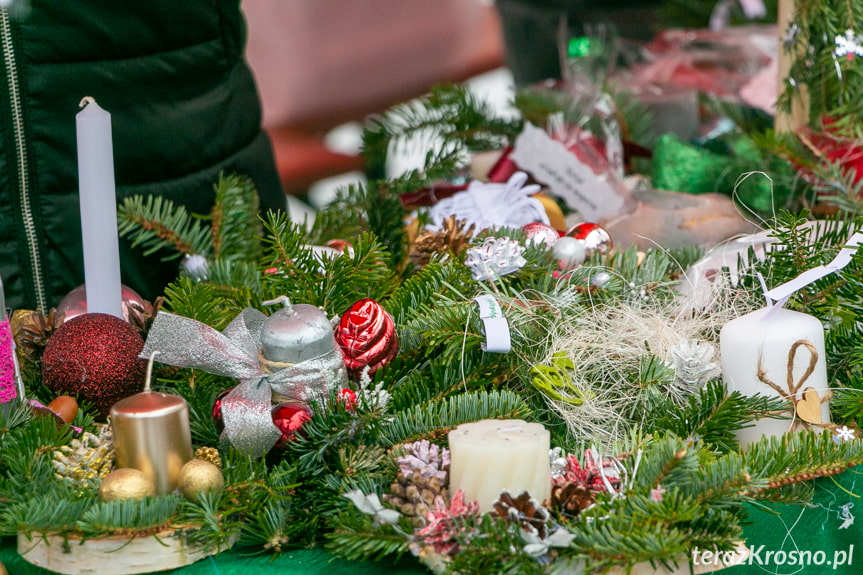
692,545,854,570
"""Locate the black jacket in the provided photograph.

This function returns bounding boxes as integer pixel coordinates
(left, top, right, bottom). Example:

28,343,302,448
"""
0,1,283,311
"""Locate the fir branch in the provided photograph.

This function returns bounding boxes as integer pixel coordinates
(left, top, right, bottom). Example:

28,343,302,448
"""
377,390,531,447
743,430,863,497
161,277,233,330
3,497,93,535
683,451,765,508
203,259,264,307
309,181,408,268
361,84,521,170
182,491,243,551
210,173,262,262
117,195,212,259
645,381,789,454
75,496,182,539
629,435,701,493
384,261,457,327
326,513,411,563
239,502,292,553
262,212,398,315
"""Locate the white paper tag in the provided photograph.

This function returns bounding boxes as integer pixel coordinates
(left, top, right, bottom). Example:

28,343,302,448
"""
510,123,626,221
474,295,511,353
765,231,863,302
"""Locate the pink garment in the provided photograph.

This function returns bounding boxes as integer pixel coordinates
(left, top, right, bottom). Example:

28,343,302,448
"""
0,318,17,403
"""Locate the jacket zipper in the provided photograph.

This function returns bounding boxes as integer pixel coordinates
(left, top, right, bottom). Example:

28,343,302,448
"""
1,8,46,311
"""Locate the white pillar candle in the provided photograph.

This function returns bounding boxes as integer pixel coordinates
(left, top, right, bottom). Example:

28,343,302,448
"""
76,97,123,319
448,419,550,513
720,306,830,446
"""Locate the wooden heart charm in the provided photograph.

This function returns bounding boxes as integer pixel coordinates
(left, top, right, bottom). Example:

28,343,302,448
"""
796,387,823,424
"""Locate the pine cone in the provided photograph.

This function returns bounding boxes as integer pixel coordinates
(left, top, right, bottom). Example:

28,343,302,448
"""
195,446,222,468
409,216,475,266
546,482,595,518
11,308,57,362
382,469,448,527
491,490,549,539
53,424,114,493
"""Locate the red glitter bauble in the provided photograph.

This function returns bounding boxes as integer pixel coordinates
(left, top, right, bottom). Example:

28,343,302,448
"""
335,299,399,376
41,313,146,418
271,401,312,448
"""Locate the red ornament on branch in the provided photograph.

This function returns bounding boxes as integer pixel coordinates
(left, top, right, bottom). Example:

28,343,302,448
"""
271,401,312,448
335,299,399,377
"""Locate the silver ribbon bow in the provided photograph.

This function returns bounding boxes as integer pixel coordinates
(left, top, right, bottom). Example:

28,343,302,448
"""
140,309,347,457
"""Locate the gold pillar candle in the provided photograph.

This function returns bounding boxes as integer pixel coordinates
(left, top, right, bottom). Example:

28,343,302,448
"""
110,355,192,494
448,419,550,513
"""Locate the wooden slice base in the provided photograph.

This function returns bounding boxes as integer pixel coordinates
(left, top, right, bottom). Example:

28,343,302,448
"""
17,529,237,575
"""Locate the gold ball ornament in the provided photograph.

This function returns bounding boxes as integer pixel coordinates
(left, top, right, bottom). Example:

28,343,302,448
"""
177,459,224,502
99,468,156,502
0,560,7,575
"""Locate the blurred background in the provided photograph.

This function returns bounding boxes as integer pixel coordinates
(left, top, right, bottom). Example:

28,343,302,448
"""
241,0,778,224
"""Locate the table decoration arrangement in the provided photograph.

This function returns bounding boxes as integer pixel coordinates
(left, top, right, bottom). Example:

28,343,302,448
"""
5,3,863,574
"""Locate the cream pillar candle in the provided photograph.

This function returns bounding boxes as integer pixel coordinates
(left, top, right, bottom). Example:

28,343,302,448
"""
720,306,830,446
448,419,550,513
76,97,123,319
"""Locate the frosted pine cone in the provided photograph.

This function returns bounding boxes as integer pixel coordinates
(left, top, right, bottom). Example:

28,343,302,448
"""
395,440,450,482
53,425,114,492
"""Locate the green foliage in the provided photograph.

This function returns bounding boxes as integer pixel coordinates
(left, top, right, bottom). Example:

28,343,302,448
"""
743,430,863,499
75,496,182,538
309,181,408,269
362,84,521,171
161,277,237,329
261,212,397,316
646,381,789,454
326,513,411,563
377,390,531,447
117,194,213,259
118,172,264,264
780,0,863,131
211,173,262,262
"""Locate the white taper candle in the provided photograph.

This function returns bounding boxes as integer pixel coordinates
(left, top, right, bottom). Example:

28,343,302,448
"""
76,97,123,318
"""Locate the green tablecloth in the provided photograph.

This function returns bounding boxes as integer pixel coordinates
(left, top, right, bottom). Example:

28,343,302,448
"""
0,539,427,575
724,467,863,575
3,467,862,575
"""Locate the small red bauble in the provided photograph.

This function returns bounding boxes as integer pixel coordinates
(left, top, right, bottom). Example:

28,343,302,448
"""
42,313,146,418
566,223,613,257
212,388,233,433
214,390,312,449
271,401,312,448
338,388,358,410
335,299,399,376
